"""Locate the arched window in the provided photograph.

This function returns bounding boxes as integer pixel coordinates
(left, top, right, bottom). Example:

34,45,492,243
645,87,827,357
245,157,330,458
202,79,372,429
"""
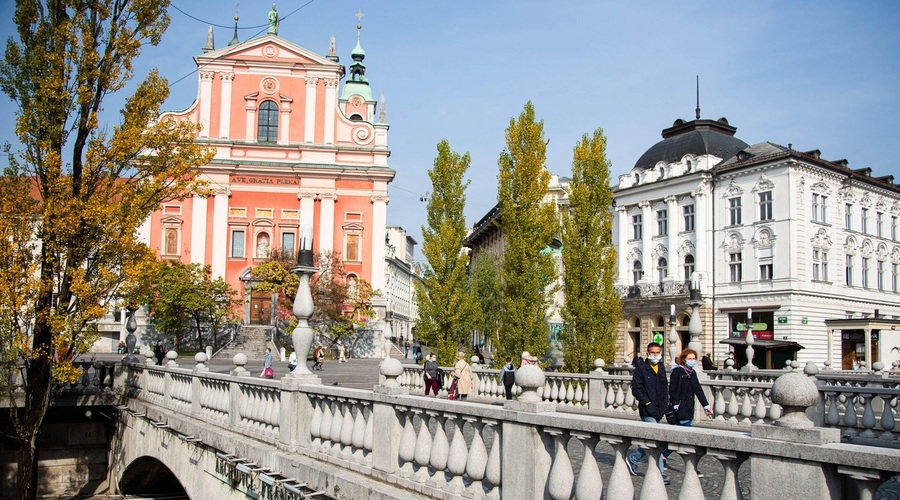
683,254,695,281
633,260,643,283
657,257,668,283
257,100,278,142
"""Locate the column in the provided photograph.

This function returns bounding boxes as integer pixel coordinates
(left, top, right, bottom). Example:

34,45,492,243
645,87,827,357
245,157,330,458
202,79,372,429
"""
666,195,679,283
198,70,214,138
370,193,389,293
319,192,337,253
190,194,208,266
323,77,338,144
639,200,652,284
693,187,708,292
827,328,834,369
304,76,317,143
864,327,872,369
617,207,629,285
245,96,258,142
211,189,230,280
218,71,234,139
279,97,292,145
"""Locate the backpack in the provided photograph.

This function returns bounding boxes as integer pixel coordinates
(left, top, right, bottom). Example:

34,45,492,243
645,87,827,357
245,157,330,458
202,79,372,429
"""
502,365,516,386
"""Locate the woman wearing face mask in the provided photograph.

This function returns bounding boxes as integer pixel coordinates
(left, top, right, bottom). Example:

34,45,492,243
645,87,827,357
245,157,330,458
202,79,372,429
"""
669,348,713,426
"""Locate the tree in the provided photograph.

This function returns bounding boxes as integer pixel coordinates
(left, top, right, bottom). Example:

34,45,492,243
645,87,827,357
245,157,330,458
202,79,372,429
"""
251,248,300,324
145,261,239,352
309,251,376,348
469,252,502,352
496,102,559,365
560,129,622,372
415,140,476,362
0,2,212,496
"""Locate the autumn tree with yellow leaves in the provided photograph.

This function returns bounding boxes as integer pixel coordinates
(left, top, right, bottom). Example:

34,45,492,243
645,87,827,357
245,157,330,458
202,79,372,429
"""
0,1,212,497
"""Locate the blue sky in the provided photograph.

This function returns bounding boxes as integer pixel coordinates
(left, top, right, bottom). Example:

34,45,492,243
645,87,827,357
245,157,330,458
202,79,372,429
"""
2,1,900,258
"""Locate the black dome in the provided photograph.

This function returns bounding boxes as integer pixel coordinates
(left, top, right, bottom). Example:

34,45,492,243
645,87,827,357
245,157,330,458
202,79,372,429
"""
634,118,748,171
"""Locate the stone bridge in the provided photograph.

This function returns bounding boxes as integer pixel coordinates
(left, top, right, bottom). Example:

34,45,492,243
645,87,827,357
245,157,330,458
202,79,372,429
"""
5,356,900,499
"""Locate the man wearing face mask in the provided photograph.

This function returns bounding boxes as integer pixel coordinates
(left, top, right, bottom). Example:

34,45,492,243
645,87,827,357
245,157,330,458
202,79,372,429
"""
626,342,670,485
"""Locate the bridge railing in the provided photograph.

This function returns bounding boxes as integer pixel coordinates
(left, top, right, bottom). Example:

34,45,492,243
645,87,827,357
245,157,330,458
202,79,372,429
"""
117,358,900,500
399,361,900,445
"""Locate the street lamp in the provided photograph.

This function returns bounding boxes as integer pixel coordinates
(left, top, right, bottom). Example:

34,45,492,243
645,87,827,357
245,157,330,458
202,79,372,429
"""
668,303,678,367
744,307,756,371
289,225,319,379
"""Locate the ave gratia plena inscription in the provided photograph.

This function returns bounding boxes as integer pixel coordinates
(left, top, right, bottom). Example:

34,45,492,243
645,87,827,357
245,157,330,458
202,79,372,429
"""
230,176,301,186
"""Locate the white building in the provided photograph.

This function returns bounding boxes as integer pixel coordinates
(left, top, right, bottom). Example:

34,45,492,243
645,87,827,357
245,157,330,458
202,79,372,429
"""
383,226,421,344
613,115,900,369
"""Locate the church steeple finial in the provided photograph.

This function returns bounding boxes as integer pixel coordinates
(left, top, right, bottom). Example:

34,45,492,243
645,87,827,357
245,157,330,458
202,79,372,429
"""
348,11,368,84
327,34,339,63
378,92,387,123
229,3,240,46
203,25,215,53
695,75,701,120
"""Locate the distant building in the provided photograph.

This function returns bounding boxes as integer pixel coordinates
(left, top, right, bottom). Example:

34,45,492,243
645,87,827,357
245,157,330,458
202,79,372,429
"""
384,227,422,343
139,18,394,326
613,115,900,369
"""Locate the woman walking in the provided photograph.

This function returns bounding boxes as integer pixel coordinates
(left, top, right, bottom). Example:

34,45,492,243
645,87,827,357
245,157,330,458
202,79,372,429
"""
423,353,440,397
669,348,713,425
451,352,473,400
261,347,274,378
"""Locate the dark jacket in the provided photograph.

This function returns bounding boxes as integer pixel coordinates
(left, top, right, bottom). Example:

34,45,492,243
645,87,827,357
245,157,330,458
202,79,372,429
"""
668,365,709,421
424,359,439,380
631,360,668,419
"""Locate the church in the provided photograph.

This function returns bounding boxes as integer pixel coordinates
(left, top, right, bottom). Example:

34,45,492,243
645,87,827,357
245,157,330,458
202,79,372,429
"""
138,12,393,326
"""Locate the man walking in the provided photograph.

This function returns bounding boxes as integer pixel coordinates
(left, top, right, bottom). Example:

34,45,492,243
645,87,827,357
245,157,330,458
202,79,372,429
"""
627,342,670,484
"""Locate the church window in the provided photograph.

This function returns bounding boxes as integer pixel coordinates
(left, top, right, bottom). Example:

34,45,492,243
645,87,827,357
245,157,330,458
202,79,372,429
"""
231,230,246,258
257,100,278,142
281,231,296,255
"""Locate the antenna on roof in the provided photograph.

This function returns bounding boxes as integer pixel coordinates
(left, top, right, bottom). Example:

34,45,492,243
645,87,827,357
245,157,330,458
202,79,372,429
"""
695,75,701,120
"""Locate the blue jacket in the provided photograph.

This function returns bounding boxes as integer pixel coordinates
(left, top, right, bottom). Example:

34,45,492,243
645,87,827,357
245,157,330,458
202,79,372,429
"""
631,360,668,419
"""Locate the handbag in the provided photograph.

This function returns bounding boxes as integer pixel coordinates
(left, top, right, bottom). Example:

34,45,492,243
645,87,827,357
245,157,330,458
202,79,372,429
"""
664,405,677,425
264,367,274,379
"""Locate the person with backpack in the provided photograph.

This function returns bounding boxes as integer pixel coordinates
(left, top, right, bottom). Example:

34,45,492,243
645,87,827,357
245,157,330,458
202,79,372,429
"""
499,357,516,400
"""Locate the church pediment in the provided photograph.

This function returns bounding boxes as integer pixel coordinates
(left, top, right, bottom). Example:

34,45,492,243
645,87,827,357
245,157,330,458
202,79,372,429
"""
198,35,341,71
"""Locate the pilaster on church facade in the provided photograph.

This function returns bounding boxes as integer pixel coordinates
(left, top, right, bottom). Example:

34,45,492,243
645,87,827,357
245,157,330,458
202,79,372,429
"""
142,19,394,327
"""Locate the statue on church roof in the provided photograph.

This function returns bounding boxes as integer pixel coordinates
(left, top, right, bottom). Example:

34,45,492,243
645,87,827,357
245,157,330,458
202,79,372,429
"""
267,4,279,35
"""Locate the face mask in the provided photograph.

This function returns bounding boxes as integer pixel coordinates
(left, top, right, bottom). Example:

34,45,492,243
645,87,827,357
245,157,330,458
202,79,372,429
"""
685,360,697,368
647,355,661,364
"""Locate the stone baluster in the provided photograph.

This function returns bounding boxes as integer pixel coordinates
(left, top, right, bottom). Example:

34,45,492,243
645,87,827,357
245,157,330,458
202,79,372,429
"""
329,399,345,455
339,399,355,460
726,388,740,423
351,402,367,463
634,440,668,498
363,402,374,453
483,419,501,498
318,398,333,452
600,436,633,500
465,418,489,495
712,386,727,422
573,379,584,407
837,465,886,500
739,387,754,420
824,391,841,427
709,450,747,500
413,409,432,483
309,396,323,449
753,387,768,420
396,408,416,478
571,432,601,500
444,415,468,494
605,380,617,409
545,427,574,500
842,393,860,439
428,412,450,488
859,393,877,439
669,443,706,500
878,394,896,441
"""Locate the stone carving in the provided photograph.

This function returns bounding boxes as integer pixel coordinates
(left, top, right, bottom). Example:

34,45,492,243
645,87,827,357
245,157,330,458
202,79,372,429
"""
199,70,215,81
724,179,743,197
220,71,234,82
678,240,695,257
810,228,832,248
725,233,742,252
754,173,775,192
261,77,278,95
756,229,773,248
810,180,831,195
844,236,857,254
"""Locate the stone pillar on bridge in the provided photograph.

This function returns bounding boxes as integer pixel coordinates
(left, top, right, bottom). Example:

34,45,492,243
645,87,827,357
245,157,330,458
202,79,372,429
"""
370,358,408,475
750,361,843,499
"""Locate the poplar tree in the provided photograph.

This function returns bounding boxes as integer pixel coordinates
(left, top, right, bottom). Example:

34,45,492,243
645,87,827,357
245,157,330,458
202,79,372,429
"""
0,2,212,496
469,252,502,352
560,129,622,372
496,102,559,364
415,140,475,363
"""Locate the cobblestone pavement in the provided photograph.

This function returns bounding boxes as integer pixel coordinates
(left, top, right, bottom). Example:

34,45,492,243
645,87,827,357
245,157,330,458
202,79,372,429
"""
91,352,900,498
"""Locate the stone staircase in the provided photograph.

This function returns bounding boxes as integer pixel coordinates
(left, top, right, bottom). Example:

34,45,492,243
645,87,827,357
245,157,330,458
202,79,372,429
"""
214,324,275,361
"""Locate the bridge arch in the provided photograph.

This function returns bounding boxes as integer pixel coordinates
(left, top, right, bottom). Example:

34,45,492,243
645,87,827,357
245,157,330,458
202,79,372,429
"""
119,456,188,497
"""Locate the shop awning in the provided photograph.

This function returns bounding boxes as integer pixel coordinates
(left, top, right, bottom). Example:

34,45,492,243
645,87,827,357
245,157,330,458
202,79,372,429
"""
719,338,804,350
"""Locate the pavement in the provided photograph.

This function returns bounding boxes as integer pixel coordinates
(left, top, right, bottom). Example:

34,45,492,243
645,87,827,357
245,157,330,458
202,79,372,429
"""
82,350,900,498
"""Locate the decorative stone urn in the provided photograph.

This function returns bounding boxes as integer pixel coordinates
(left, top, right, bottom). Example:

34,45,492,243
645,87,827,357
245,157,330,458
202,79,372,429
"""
770,362,819,428
515,364,545,403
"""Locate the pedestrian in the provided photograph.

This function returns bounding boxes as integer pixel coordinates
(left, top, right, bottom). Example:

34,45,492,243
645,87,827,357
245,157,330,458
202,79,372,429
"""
451,351,473,400
725,351,738,369
631,353,644,368
626,342,670,485
404,341,410,359
154,341,165,366
261,347,273,378
499,357,516,400
474,345,485,365
669,348,713,426
338,341,346,363
701,353,715,371
311,345,322,371
117,340,126,355
287,350,297,372
423,353,440,397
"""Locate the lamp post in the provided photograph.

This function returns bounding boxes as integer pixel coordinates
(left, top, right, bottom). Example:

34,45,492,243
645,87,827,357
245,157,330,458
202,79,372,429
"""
123,306,139,364
289,225,319,380
687,272,703,365
668,304,678,367
744,307,756,371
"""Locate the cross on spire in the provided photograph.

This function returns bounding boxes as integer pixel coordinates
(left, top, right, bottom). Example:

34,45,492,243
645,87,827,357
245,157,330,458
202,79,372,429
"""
356,10,364,27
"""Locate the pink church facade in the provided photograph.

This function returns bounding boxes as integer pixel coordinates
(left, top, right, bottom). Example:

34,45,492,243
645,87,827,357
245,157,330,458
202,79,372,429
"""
138,26,392,324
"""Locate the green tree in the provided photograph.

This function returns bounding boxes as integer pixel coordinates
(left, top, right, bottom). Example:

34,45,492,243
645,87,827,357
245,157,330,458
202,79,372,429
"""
496,102,559,364
310,251,376,348
252,248,300,324
415,140,476,363
146,261,239,352
560,129,622,372
0,1,212,496
469,252,502,351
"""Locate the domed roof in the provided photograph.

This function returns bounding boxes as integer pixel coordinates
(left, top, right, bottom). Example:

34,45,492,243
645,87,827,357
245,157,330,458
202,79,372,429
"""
634,117,748,171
